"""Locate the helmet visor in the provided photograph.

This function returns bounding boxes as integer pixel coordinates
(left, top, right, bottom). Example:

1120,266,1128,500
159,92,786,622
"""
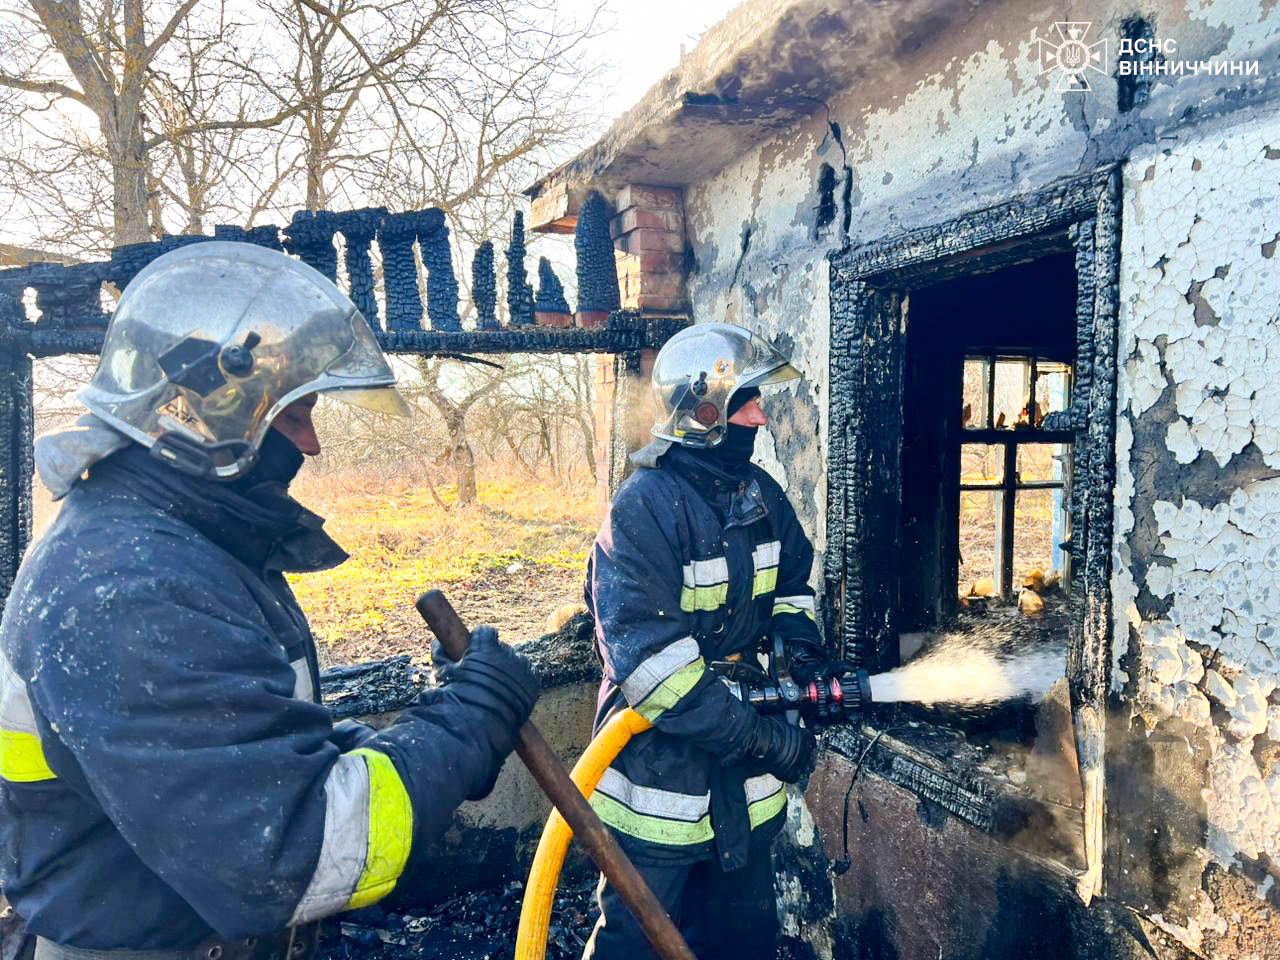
742,360,802,389
327,385,411,417
736,331,802,391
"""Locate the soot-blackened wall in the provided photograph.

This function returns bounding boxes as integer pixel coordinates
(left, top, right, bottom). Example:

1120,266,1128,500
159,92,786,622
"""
674,1,1280,956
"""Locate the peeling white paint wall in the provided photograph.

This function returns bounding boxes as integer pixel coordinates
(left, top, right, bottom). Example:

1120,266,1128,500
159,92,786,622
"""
1113,103,1280,931
668,0,1280,950
683,0,1280,553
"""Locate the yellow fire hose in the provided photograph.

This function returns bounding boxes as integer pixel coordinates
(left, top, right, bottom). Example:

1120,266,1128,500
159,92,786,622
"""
515,707,653,960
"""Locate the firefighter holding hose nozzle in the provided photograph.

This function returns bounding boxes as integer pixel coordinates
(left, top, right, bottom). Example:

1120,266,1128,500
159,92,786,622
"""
0,243,540,960
583,323,856,960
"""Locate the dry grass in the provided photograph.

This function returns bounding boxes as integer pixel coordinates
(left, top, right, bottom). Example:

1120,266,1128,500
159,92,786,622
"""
32,460,599,668
287,464,599,665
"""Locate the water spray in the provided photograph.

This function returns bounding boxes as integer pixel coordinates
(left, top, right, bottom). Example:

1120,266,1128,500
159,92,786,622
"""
713,628,1065,727
867,633,1065,709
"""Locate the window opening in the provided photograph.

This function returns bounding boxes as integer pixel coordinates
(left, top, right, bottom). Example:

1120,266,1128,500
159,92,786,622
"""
826,169,1121,891
899,253,1078,635
958,353,1073,599
879,252,1086,868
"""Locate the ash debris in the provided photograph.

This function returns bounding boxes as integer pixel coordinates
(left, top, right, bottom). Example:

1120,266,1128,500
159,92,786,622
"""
518,609,597,689
320,656,425,720
320,877,812,960
317,609,597,724
318,880,598,960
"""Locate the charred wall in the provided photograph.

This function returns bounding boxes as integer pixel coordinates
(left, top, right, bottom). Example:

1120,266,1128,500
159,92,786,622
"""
676,0,1280,956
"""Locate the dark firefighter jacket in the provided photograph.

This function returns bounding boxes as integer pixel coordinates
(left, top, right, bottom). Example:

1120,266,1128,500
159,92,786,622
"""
585,442,822,869
0,439,506,950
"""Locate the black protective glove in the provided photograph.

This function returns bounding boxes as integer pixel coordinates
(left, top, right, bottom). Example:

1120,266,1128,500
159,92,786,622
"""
743,714,817,784
785,636,837,687
430,625,540,799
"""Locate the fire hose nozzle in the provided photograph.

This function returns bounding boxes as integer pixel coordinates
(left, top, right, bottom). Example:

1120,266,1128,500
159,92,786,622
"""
829,667,872,720
715,661,871,727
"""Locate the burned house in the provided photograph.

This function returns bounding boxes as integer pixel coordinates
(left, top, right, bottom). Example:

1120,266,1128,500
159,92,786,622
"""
522,0,1280,956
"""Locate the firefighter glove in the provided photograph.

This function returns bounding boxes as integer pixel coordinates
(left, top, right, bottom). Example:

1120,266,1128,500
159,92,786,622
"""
742,716,819,783
746,714,817,784
431,626,539,798
432,625,539,731
785,636,840,687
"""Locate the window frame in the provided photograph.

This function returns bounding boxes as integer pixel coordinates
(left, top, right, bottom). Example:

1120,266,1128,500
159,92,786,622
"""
958,351,1075,599
824,167,1121,900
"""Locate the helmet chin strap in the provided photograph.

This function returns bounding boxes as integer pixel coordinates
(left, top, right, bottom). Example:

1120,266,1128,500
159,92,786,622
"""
148,427,303,490
150,433,254,479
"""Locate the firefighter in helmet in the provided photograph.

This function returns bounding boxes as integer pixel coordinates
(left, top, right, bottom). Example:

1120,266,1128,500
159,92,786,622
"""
0,242,539,959
583,322,839,959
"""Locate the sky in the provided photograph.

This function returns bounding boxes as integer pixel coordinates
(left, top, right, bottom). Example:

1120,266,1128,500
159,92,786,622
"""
578,0,745,121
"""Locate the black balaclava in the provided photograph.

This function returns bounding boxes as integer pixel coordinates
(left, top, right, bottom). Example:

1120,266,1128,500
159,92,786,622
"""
705,387,760,472
229,426,305,495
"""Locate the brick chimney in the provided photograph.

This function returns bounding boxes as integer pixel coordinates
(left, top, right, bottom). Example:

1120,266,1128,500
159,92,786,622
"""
612,185,687,312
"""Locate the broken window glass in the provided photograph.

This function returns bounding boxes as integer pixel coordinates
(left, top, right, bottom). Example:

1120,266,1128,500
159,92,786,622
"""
1015,442,1068,484
960,443,1004,485
992,357,1031,429
1033,360,1072,424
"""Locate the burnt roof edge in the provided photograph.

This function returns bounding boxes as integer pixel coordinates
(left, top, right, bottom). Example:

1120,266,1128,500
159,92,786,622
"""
525,0,980,206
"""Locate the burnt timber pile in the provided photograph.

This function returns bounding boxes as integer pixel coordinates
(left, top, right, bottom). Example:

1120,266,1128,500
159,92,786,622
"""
317,880,598,960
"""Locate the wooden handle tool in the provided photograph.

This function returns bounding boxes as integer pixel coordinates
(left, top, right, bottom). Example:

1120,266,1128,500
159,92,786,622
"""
415,590,696,960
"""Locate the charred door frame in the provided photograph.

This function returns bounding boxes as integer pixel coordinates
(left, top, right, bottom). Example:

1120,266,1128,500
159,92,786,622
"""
824,166,1121,900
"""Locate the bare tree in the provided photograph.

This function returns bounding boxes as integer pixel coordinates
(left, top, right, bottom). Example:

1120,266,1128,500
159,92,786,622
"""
416,357,504,505
145,15,280,235
0,0,605,263
471,353,596,481
246,0,455,213
0,0,304,247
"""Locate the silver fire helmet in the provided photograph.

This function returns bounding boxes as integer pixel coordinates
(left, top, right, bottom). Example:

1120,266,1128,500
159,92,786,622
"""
81,241,409,479
650,322,801,448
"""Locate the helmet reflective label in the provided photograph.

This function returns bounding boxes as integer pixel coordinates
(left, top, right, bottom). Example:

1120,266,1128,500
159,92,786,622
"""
155,394,214,441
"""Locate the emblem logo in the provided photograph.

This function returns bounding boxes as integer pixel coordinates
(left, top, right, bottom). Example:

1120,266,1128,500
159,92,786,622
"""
156,394,214,440
1038,22,1108,92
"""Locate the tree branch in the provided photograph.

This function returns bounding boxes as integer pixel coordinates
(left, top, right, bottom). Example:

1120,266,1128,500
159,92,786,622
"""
139,0,202,75
0,72,88,104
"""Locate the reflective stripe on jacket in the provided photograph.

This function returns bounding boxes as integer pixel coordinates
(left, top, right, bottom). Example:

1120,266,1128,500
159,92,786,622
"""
585,444,821,867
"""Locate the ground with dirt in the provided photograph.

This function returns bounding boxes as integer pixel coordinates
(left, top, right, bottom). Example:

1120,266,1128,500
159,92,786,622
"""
282,467,599,667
